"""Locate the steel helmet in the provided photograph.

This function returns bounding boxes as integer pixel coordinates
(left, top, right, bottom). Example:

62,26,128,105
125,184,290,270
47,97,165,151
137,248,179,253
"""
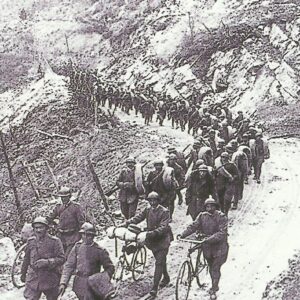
198,165,208,171
79,222,97,236
204,197,217,207
125,157,136,164
147,192,160,201
57,186,71,197
32,216,49,228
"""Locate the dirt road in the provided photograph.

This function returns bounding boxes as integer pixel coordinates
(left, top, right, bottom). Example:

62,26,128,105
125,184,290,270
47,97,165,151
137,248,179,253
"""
2,84,300,300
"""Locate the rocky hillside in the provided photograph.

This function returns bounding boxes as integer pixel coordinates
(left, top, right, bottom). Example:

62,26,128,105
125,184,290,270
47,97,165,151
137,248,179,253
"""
1,0,299,134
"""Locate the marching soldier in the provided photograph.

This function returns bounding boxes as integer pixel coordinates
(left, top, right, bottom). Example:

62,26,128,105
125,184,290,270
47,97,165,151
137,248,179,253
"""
47,186,85,257
123,192,173,299
21,217,65,300
179,197,229,299
116,157,141,219
59,223,115,300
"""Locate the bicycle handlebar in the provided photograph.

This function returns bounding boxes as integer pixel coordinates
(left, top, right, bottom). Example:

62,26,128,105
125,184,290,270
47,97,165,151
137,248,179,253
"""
179,238,205,244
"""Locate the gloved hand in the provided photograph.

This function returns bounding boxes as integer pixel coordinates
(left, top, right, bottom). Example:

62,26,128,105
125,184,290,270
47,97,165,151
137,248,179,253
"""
58,284,66,296
20,274,26,283
33,259,49,269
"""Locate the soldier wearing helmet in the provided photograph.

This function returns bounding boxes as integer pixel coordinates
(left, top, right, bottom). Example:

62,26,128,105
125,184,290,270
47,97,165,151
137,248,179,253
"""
185,162,217,220
116,157,141,219
123,192,173,299
46,186,85,257
179,196,228,299
60,222,114,300
21,217,65,300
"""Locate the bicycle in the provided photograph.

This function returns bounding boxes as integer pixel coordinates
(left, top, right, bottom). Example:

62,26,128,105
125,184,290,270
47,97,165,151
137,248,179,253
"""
11,243,27,288
175,238,208,300
111,240,147,297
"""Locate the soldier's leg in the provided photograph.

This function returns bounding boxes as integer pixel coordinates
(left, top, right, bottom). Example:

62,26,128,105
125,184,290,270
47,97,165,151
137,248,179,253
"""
210,249,229,292
128,201,138,219
43,287,60,300
152,249,169,292
24,286,42,300
224,184,234,216
120,202,130,220
256,158,264,181
217,188,225,213
252,158,258,179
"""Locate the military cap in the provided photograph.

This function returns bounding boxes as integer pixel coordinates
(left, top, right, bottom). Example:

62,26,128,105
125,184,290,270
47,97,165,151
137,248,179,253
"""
204,196,217,207
57,186,71,197
32,216,49,228
79,222,97,236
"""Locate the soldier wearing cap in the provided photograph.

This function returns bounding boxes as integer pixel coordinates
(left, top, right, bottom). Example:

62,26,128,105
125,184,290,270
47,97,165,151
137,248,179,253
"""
167,146,187,172
233,110,243,128
47,186,85,257
208,129,218,158
123,192,173,299
116,157,140,219
179,197,228,299
185,164,217,220
215,152,239,216
187,140,202,169
251,132,270,184
187,105,200,135
216,139,226,158
21,217,65,300
60,223,115,300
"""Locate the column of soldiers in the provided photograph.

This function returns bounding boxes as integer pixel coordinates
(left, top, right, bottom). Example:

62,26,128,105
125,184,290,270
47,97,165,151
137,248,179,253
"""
115,106,270,299
19,62,270,300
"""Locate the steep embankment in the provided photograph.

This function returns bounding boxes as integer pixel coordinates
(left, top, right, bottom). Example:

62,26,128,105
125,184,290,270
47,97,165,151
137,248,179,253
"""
1,0,300,134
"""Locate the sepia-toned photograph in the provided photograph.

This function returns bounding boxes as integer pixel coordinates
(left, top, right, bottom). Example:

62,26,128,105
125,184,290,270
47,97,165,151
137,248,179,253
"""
0,1,299,299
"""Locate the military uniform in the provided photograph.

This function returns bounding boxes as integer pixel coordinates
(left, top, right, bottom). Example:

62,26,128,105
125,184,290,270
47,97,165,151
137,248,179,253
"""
21,234,65,300
215,160,239,216
47,201,85,257
127,205,173,292
60,241,115,300
116,166,139,219
146,169,177,212
185,171,217,220
181,210,228,292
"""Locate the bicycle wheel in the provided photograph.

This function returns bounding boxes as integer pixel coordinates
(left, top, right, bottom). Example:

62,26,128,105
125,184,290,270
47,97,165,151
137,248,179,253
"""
111,258,125,298
11,244,26,288
175,260,192,300
131,246,147,281
195,248,208,288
